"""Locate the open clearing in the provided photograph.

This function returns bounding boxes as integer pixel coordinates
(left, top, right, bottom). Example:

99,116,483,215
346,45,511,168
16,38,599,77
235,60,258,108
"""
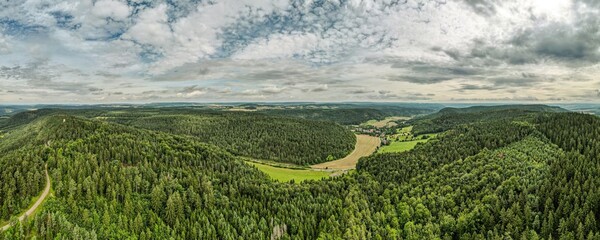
247,134,380,182
399,126,413,133
362,116,410,128
247,162,330,183
379,134,437,153
312,135,380,170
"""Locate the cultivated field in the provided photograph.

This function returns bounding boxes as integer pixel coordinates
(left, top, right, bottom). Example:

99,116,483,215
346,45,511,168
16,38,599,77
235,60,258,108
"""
247,162,330,182
312,135,380,170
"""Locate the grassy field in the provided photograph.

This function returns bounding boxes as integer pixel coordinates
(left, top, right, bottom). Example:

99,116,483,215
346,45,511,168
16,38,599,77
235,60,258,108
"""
379,133,437,153
399,126,413,133
312,135,380,170
246,135,380,181
241,157,308,169
362,116,410,128
379,139,428,153
247,162,330,183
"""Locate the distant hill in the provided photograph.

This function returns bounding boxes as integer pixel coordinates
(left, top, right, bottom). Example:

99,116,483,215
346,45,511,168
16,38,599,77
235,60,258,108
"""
436,104,567,114
0,108,357,165
257,103,442,125
410,104,568,134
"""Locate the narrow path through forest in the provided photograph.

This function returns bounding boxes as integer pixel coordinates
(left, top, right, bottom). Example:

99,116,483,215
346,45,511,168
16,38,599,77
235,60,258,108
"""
1,164,50,231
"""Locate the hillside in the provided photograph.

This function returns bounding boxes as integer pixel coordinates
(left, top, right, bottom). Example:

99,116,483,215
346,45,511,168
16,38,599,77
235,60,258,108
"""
2,107,600,239
120,112,356,165
259,103,440,125
409,104,568,134
0,109,356,165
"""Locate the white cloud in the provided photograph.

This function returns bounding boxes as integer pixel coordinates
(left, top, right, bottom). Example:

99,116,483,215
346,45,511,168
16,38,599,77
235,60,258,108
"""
123,4,172,47
233,33,321,60
146,0,291,74
91,0,131,21
261,85,286,94
0,0,600,103
177,90,205,98
0,34,10,54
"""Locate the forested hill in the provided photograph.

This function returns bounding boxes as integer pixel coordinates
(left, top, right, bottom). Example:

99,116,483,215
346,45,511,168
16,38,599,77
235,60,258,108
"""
409,104,568,134
258,105,438,125
354,112,600,239
4,108,600,239
118,112,356,165
0,102,442,127
437,104,567,114
0,109,356,165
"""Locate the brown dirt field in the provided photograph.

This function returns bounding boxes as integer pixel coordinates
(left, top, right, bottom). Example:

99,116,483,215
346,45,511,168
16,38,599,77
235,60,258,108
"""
311,135,380,171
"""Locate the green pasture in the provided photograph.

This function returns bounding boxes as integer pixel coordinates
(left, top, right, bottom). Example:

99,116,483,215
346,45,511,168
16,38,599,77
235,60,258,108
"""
247,162,330,183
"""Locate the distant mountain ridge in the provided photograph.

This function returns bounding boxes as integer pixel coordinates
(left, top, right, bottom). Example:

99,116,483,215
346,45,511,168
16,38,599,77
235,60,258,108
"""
437,104,568,114
410,104,569,134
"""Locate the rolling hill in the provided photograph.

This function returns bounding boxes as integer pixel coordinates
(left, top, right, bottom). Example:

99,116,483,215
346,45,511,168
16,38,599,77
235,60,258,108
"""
2,105,600,239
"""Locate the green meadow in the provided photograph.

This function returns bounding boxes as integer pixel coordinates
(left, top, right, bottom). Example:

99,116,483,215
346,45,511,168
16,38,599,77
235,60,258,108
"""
379,133,437,153
246,162,330,183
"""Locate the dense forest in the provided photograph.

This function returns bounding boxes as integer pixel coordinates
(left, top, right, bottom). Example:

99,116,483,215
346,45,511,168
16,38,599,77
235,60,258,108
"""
1,109,356,165
120,112,356,165
259,105,438,125
2,106,600,239
408,104,567,134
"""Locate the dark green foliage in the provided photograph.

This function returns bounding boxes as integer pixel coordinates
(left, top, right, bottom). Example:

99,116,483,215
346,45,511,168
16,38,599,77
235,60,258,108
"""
3,107,600,240
0,148,45,221
261,107,434,125
357,120,535,183
410,104,567,134
1,109,357,165
120,112,356,165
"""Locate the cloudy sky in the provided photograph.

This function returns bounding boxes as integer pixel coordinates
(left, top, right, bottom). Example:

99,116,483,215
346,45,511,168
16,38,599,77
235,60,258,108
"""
0,0,599,103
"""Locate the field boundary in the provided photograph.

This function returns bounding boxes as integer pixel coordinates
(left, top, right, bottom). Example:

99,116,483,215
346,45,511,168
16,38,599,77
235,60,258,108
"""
311,135,380,171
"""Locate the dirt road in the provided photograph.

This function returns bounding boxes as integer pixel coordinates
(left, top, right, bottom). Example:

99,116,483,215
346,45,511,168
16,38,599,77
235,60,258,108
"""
1,164,50,231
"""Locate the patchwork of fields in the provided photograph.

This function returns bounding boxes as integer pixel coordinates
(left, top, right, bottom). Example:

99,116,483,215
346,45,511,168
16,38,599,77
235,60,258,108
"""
246,117,433,183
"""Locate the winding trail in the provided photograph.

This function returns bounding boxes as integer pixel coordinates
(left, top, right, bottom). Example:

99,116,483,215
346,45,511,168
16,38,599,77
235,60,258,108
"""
1,164,50,231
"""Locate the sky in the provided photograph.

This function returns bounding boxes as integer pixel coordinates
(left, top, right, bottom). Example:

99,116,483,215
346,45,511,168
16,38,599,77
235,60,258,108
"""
0,0,599,103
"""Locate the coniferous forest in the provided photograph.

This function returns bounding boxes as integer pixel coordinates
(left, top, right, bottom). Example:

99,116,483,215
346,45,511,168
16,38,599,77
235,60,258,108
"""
1,105,600,239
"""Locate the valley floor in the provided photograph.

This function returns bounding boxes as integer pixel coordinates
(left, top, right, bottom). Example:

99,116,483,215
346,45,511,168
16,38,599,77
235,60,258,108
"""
311,135,380,171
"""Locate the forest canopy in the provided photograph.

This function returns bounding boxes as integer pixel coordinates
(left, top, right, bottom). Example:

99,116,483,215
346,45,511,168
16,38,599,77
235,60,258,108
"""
1,105,600,240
